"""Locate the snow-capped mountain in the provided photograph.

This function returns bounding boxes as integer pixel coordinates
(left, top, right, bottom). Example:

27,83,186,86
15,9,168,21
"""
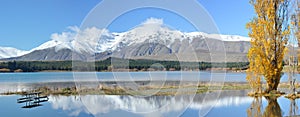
29,18,250,55
0,47,29,59
2,18,251,62
31,26,112,54
185,32,250,42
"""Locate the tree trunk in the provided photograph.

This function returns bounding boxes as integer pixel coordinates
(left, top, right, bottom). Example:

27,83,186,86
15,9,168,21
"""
265,76,280,93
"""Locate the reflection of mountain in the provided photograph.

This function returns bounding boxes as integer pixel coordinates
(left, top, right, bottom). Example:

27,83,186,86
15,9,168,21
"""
48,91,252,117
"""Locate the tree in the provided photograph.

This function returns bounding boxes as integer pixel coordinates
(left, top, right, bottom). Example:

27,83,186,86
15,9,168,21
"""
8,61,17,71
246,0,290,93
287,0,300,96
291,1,300,67
284,0,300,98
293,1,300,47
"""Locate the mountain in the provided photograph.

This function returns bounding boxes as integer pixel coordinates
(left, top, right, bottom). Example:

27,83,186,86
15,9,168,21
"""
0,47,29,59
2,18,251,62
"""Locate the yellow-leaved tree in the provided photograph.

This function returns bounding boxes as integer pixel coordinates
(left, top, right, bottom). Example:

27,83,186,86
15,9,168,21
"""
246,0,290,93
294,1,300,47
293,1,300,63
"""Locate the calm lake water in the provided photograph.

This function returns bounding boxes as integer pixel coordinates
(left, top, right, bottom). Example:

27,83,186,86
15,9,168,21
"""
0,72,299,117
0,91,299,117
0,71,297,83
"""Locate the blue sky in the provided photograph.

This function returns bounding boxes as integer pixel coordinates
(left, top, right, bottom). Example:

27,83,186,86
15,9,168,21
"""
0,0,254,50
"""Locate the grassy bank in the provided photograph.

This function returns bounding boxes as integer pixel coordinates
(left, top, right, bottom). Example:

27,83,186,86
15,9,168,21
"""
1,82,251,96
2,81,297,96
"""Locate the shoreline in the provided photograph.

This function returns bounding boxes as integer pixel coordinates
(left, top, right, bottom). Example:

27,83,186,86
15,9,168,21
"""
1,81,295,96
0,69,247,73
0,81,252,96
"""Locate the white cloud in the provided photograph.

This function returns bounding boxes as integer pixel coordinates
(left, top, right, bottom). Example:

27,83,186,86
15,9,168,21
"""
67,26,80,33
33,26,110,53
51,32,75,43
141,17,164,25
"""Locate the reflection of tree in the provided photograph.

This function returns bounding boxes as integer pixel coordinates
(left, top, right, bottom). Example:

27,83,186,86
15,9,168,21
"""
247,97,283,117
263,97,282,117
289,99,298,116
247,97,263,117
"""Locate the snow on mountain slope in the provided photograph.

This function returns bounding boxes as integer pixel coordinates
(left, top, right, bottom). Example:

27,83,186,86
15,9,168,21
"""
17,18,250,56
184,32,250,42
31,27,75,52
31,26,109,54
32,40,63,51
0,47,30,59
109,18,186,51
105,18,250,52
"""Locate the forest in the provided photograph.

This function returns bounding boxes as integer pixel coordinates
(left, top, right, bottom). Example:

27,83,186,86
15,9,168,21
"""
0,57,249,72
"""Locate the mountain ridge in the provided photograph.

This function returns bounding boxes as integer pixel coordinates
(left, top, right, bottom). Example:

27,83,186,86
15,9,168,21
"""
0,47,30,59
0,18,251,62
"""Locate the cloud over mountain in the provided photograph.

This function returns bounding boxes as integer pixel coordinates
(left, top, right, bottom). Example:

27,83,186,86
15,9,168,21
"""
1,18,250,62
142,17,164,25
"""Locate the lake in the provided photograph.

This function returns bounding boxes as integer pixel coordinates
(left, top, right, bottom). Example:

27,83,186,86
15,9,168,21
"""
0,90,299,117
0,71,297,83
0,72,299,117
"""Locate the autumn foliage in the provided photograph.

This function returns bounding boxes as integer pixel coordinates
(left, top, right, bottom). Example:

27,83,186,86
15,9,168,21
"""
292,1,300,63
294,2,300,47
246,0,290,93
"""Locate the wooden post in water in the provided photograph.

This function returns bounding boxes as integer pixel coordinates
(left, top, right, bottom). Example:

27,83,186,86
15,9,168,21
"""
17,92,48,108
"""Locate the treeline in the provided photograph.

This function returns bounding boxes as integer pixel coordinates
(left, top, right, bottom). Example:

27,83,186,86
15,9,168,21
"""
0,58,249,72
0,61,73,72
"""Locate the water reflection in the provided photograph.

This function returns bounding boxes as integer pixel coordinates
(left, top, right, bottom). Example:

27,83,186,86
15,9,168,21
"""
17,92,49,109
247,96,300,117
247,97,282,117
247,97,263,117
11,91,300,117
49,95,194,116
47,91,252,117
289,99,299,116
263,97,282,117
2,91,300,116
